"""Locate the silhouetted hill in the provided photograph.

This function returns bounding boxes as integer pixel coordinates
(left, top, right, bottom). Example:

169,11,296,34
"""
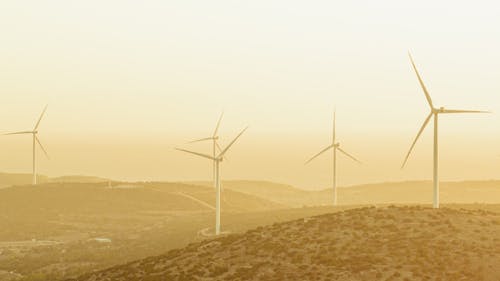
70,206,500,281
0,173,110,188
326,180,500,205
189,180,500,206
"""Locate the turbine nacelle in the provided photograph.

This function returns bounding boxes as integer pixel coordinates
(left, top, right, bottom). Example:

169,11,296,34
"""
403,52,489,208
432,107,445,114
305,111,362,206
305,113,362,165
176,126,248,162
4,105,49,185
176,124,247,236
403,53,489,169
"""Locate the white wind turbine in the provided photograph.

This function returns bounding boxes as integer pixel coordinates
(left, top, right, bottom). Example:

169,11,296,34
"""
188,112,224,183
176,126,248,235
5,105,49,185
402,52,489,208
305,111,361,206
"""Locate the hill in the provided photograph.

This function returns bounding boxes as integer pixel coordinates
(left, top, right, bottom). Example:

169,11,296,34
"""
329,180,500,205
192,180,500,207
0,182,291,280
0,173,48,188
0,173,108,188
187,180,316,207
3,176,500,206
70,206,500,281
0,182,284,241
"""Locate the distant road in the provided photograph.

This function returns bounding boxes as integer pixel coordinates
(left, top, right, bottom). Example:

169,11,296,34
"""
147,186,215,210
0,240,62,248
175,192,216,210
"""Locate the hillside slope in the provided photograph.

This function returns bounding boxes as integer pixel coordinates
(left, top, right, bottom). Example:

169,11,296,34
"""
0,182,284,241
71,206,500,281
0,182,289,280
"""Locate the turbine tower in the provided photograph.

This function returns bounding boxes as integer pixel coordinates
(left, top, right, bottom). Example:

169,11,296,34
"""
176,126,248,235
402,52,489,208
305,111,361,206
5,105,49,185
188,112,224,183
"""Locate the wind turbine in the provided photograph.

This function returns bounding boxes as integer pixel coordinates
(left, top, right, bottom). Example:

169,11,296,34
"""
176,126,248,235
188,112,224,183
305,111,361,206
5,105,49,185
402,52,489,208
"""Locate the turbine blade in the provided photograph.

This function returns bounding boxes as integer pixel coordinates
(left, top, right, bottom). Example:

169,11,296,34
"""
305,144,334,164
4,131,33,135
215,142,228,161
34,104,48,130
175,148,215,160
337,147,362,164
441,109,490,114
188,137,214,143
217,127,248,158
35,137,50,159
216,142,223,152
408,52,434,109
333,110,336,143
213,111,224,137
401,112,433,168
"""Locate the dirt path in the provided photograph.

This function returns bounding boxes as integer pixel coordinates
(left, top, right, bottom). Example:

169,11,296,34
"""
175,192,215,211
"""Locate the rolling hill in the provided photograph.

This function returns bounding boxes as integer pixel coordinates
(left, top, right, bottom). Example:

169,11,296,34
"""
0,173,48,189
0,181,290,281
69,205,500,281
2,178,500,280
3,174,500,207
192,180,500,207
0,182,284,241
188,180,317,207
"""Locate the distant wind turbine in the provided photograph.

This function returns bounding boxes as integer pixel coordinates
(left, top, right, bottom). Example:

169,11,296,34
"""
188,112,225,183
5,105,49,185
305,111,361,206
176,126,248,235
402,52,489,208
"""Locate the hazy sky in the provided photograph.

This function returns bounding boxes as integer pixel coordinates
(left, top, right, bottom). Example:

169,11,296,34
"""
1,1,499,189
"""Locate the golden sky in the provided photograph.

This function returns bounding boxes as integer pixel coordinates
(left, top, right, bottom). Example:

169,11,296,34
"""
0,1,499,189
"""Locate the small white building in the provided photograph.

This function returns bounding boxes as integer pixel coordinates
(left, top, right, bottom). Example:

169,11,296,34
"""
91,238,112,243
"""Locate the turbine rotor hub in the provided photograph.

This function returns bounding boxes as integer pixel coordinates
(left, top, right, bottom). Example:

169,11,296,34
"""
432,107,445,114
